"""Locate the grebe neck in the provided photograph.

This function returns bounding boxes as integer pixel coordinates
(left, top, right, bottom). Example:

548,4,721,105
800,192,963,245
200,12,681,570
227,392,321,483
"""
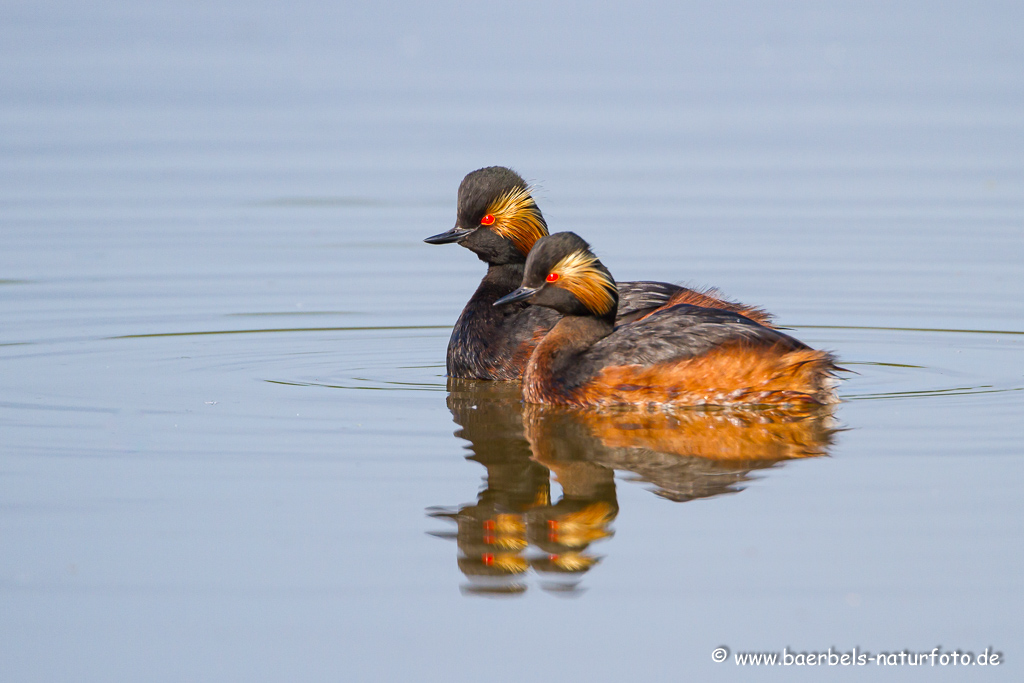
530,314,612,378
550,314,614,347
481,262,526,292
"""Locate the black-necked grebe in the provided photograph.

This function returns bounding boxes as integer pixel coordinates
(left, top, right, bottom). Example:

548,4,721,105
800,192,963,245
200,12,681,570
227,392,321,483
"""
494,232,839,407
425,167,771,380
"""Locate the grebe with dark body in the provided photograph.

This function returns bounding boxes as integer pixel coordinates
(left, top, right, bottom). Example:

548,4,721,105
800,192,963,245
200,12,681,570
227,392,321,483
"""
495,232,839,408
425,166,773,380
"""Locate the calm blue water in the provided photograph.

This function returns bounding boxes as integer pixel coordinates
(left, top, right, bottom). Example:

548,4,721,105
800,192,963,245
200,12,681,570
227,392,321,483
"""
2,1,1022,681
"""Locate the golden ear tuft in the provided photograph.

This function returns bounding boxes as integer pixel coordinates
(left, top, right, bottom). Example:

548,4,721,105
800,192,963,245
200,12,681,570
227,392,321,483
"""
549,249,617,316
485,185,548,255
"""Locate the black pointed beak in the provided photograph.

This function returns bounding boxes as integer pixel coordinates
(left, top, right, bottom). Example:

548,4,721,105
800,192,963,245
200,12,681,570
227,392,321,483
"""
494,286,539,307
424,226,475,245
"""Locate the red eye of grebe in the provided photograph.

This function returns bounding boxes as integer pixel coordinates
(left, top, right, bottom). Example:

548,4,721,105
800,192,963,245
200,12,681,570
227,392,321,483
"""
546,272,559,282
480,214,495,225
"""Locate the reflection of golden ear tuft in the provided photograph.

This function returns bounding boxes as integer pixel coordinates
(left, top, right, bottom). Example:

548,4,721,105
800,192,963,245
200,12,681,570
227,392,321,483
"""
551,552,599,572
458,551,530,577
492,513,526,535
560,501,616,527
485,553,529,573
482,513,527,549
550,501,616,547
490,536,528,551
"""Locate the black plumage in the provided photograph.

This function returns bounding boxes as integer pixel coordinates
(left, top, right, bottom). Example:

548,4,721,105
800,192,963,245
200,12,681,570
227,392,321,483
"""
428,167,685,380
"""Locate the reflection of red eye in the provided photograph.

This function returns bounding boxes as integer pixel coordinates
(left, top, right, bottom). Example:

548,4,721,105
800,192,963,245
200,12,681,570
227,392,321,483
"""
480,214,495,225
546,272,559,282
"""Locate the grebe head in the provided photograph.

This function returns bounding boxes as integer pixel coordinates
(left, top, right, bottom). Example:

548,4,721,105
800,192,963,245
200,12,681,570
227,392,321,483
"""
494,232,618,321
424,166,549,265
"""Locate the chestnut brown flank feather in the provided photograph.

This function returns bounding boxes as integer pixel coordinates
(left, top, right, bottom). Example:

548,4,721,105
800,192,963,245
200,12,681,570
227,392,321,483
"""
580,343,835,406
650,287,775,326
525,341,837,407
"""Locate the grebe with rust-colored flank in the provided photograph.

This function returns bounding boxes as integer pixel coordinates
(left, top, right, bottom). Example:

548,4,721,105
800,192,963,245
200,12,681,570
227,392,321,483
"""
494,232,839,408
425,166,772,380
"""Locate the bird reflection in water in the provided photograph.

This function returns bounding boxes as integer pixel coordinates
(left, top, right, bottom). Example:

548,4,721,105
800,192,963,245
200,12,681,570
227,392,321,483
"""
428,379,838,596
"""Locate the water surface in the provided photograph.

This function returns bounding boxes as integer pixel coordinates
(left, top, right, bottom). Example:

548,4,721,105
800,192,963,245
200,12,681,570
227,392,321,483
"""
2,1,1023,680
